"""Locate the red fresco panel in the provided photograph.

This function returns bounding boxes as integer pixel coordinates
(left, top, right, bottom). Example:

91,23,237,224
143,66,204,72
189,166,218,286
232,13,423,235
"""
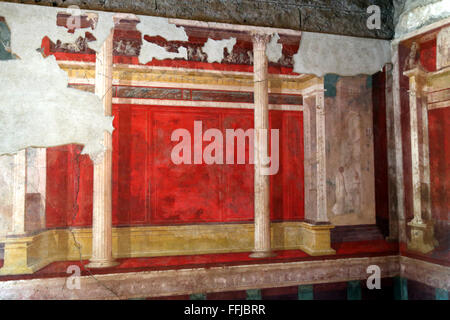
150,108,223,224
46,146,70,228
420,39,437,72
73,152,93,226
270,111,304,221
428,107,450,221
222,109,254,222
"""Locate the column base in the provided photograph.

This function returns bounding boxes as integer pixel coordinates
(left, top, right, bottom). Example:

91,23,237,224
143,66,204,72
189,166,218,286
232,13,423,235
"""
299,222,336,256
407,219,438,254
85,259,119,269
249,250,276,259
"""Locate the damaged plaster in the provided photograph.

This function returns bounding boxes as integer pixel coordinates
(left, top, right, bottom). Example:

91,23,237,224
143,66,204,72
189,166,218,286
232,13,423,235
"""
136,14,189,64
293,31,391,77
0,55,114,158
139,42,187,64
266,33,283,63
0,2,115,160
202,37,236,63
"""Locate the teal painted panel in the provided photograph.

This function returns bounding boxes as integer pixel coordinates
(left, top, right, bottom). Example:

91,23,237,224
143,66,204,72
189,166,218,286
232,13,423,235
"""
347,281,362,300
324,74,340,97
0,21,14,60
394,277,408,300
190,293,206,300
246,289,262,300
298,285,313,300
435,288,448,300
366,75,373,89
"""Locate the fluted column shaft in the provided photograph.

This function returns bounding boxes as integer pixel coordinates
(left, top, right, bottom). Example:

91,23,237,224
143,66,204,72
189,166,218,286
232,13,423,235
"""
250,33,274,258
87,31,118,268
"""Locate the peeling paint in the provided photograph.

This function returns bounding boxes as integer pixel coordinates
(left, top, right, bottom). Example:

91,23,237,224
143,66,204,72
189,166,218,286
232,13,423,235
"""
202,38,236,63
293,31,391,77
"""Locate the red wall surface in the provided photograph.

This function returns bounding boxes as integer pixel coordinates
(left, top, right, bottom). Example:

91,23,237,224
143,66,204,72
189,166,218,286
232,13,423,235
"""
46,105,304,227
428,107,450,221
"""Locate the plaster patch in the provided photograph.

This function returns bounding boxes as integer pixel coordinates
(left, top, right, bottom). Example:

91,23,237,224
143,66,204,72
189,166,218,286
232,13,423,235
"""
265,33,282,63
138,42,187,64
136,15,188,64
0,3,114,159
202,38,237,63
293,32,391,77
0,2,114,59
0,55,114,159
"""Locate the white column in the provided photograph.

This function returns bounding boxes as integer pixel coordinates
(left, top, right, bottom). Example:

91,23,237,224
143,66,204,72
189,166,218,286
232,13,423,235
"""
249,33,274,258
10,149,27,236
86,31,118,268
315,91,329,223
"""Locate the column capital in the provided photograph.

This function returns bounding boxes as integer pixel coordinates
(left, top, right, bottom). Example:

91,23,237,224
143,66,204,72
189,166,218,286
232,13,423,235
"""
251,32,271,50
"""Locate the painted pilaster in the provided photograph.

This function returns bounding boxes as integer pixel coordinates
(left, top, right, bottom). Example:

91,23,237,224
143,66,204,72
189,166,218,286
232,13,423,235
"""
390,43,406,242
404,66,437,254
0,149,36,275
249,33,274,258
300,82,334,256
10,149,27,236
86,30,118,268
385,63,399,241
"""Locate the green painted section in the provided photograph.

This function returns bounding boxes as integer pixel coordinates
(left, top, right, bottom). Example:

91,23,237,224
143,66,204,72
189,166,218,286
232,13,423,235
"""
324,74,340,97
128,297,146,300
435,288,448,300
189,293,206,300
0,21,14,60
298,285,313,300
366,75,373,89
246,289,262,300
347,281,362,300
394,277,408,300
